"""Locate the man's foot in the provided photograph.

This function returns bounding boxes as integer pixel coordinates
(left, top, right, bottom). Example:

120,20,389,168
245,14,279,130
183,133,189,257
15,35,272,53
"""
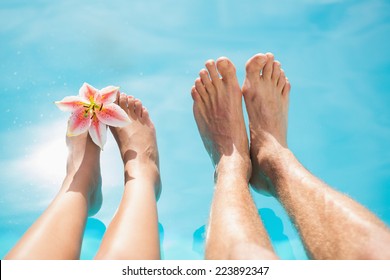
110,93,161,199
191,57,251,179
242,53,291,195
65,132,102,216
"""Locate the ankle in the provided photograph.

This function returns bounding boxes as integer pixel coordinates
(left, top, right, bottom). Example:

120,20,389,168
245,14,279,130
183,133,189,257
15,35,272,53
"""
66,156,100,179
215,154,251,183
123,162,161,200
121,145,159,164
124,158,160,179
254,141,293,183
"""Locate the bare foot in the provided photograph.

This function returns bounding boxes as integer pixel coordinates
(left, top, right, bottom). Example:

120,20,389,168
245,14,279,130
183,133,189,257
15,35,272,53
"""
65,132,102,216
242,53,291,195
191,57,251,179
110,93,161,199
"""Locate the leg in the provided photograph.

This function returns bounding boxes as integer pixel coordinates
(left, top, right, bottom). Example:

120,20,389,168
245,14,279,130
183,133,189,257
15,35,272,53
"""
5,133,102,259
95,94,161,259
243,52,390,259
192,58,278,259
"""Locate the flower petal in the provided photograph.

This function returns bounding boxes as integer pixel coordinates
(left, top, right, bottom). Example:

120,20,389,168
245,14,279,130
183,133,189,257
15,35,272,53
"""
97,86,120,105
67,107,92,136
89,115,107,150
95,103,131,127
55,96,87,112
79,82,98,102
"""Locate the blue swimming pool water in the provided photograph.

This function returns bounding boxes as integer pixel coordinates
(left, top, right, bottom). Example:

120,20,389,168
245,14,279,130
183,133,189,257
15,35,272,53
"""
1,0,389,259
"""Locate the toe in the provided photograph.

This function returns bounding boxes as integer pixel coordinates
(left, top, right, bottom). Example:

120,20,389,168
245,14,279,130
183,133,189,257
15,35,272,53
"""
141,107,149,123
191,86,202,102
271,61,281,85
142,107,149,119
216,57,237,81
262,52,274,80
195,77,208,101
277,70,286,91
245,53,267,80
119,93,128,112
127,96,137,119
114,90,120,105
205,59,220,82
134,99,142,118
199,69,214,92
282,78,291,97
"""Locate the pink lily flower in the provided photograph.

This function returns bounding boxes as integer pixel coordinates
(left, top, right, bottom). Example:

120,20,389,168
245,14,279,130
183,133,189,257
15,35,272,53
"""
55,82,131,149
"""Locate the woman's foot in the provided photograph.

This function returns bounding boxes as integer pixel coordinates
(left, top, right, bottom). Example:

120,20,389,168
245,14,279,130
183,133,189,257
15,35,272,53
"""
110,93,161,199
191,57,251,180
242,53,291,195
65,132,102,216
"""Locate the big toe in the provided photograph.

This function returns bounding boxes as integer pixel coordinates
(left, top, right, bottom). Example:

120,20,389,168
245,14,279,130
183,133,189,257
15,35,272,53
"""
119,93,129,113
216,57,237,81
245,53,267,80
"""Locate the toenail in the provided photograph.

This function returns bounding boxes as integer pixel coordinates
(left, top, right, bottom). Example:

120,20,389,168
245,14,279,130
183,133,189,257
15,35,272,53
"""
205,60,215,67
217,57,228,63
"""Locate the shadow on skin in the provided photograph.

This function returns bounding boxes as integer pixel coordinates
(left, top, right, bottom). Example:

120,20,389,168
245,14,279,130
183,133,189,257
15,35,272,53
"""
123,149,137,182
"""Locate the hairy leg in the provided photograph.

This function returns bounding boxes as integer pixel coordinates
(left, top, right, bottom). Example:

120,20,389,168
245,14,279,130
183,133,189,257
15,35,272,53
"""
5,133,102,259
192,57,277,259
243,52,390,259
95,94,161,260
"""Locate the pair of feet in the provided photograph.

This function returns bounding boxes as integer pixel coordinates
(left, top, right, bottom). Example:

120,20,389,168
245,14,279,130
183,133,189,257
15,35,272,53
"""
68,51,289,216
191,53,291,194
66,94,160,216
